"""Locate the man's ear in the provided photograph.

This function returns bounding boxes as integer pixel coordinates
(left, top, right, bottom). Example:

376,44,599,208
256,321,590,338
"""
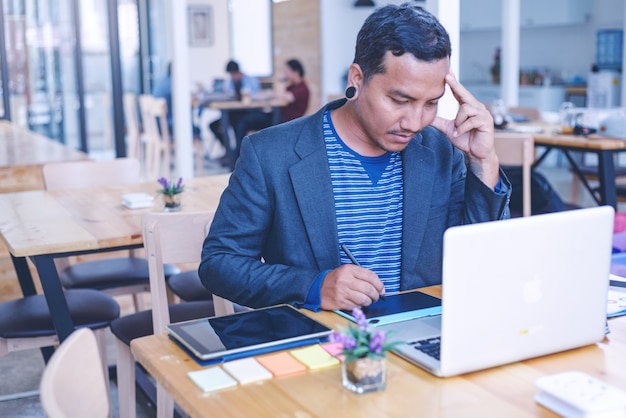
346,63,364,92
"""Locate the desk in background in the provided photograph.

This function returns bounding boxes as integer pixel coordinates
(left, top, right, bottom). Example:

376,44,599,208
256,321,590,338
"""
210,97,287,170
0,121,89,301
0,120,88,194
131,285,626,417
0,174,231,342
531,130,626,209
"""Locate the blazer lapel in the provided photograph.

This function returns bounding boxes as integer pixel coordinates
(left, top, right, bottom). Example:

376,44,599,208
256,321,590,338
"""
289,105,342,270
401,136,437,284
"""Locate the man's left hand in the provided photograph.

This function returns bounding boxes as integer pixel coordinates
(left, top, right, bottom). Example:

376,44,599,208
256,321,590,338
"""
430,72,500,189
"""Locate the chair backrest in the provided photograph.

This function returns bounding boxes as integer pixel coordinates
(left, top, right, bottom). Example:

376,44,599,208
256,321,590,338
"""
142,211,234,334
138,94,156,138
42,158,143,272
494,132,534,217
151,97,171,144
42,158,141,190
39,328,110,418
123,92,141,160
139,94,170,179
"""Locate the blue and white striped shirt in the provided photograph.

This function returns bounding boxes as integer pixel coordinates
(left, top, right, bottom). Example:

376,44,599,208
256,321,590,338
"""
324,111,403,292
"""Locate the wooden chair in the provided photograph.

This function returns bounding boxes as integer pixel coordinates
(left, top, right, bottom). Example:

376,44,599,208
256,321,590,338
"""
39,328,110,418
110,211,238,418
124,92,142,161
494,132,534,217
42,158,181,312
139,94,172,180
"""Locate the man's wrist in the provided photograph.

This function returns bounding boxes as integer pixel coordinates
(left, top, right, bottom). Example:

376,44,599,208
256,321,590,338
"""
468,152,500,190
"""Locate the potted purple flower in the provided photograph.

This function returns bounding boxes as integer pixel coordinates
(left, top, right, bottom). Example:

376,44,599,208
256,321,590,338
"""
330,307,400,394
157,177,184,211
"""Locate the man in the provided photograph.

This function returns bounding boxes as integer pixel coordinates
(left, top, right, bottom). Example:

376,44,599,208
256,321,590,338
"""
199,3,510,311
234,58,310,141
209,60,260,158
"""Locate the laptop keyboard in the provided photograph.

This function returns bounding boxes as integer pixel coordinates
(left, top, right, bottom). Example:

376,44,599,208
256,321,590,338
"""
410,337,441,360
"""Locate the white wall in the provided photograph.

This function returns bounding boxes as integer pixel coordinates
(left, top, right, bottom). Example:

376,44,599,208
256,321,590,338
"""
230,0,272,77
174,0,625,107
320,0,406,102
184,0,231,91
459,0,625,84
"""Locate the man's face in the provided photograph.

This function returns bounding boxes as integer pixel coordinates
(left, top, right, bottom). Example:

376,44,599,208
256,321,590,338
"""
351,52,450,155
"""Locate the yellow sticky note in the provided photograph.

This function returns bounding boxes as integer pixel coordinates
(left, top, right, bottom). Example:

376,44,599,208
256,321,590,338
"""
289,344,340,370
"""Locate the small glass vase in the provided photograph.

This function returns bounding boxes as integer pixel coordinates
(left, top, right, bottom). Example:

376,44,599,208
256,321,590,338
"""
162,193,182,212
342,355,387,394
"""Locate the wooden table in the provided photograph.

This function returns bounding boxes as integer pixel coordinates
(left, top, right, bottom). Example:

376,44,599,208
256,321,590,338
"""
210,98,287,170
0,120,88,193
531,129,626,209
0,121,89,301
0,174,231,341
131,285,626,417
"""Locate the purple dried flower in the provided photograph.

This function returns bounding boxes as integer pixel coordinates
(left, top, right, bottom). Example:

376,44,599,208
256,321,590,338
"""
333,306,399,360
369,330,386,355
329,332,357,351
157,177,169,189
157,176,184,196
352,307,369,331
342,335,358,351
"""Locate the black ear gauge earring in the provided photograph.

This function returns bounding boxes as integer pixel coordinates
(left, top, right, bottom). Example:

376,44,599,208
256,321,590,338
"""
345,86,356,99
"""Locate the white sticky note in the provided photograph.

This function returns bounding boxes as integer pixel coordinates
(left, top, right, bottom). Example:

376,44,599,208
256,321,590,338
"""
188,367,238,392
222,358,273,384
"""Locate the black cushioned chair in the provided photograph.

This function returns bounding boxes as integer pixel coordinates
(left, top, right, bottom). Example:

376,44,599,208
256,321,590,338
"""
166,270,212,302
0,289,120,399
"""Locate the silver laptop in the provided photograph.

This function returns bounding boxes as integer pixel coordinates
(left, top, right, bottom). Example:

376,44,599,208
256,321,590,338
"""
387,206,614,377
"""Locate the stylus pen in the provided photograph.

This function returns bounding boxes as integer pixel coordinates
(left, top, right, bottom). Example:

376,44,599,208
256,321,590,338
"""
340,244,386,301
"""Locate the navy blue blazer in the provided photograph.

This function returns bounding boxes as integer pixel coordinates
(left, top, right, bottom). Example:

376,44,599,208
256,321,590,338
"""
199,99,511,308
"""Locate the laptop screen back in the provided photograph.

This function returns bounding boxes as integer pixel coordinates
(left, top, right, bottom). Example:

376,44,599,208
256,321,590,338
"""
438,206,614,376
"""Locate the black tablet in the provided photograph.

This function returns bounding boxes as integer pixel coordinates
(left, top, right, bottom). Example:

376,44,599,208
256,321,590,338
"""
334,291,442,326
167,304,333,360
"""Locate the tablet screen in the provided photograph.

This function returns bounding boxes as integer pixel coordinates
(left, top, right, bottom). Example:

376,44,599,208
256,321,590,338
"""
335,291,442,326
167,305,333,360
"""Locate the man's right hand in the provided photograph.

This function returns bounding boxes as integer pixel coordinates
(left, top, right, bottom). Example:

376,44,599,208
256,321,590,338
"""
319,264,385,311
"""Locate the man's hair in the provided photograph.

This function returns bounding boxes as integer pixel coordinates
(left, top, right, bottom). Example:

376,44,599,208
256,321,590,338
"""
286,59,305,77
353,3,451,82
226,60,240,73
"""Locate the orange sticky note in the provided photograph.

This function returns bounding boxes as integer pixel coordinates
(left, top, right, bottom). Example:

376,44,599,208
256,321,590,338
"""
256,352,307,377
